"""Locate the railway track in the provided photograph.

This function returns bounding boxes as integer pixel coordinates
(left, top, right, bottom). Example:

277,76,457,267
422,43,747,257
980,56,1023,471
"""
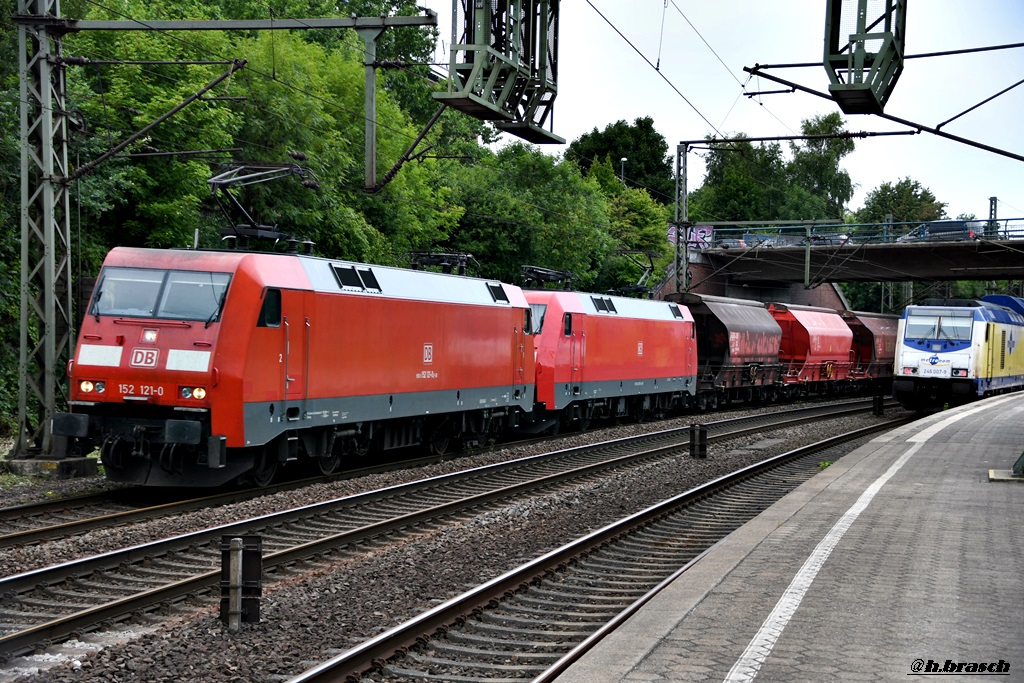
0,450,494,550
290,416,912,683
0,399,895,663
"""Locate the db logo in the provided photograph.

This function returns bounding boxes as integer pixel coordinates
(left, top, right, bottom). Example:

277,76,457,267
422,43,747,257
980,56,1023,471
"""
130,348,159,368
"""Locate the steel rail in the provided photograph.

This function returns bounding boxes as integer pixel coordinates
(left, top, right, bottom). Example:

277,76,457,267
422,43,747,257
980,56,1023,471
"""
0,399,892,661
289,417,911,683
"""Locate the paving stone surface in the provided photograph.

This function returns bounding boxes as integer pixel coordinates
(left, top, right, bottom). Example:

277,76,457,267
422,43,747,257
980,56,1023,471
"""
556,395,1024,683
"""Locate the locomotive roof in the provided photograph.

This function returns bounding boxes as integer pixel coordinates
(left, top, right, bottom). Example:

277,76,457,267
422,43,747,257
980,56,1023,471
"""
524,289,691,322
104,247,527,309
903,297,1024,325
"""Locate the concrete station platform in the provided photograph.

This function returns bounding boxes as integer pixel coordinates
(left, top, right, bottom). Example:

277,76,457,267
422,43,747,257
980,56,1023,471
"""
557,394,1024,682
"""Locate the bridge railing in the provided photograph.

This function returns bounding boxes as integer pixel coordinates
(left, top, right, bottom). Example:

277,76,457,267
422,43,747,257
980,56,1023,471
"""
696,218,1024,250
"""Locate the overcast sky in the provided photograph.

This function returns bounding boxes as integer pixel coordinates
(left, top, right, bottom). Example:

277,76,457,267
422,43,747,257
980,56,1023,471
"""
422,0,1024,222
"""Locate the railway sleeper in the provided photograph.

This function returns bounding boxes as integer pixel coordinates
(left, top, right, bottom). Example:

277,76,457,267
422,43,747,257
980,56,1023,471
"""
426,640,564,663
477,610,607,630
522,585,640,603
444,629,570,652
498,601,620,621
461,619,594,641
396,652,549,675
511,594,617,613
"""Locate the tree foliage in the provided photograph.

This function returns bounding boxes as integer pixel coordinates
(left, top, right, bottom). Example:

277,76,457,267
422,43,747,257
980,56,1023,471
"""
566,117,675,204
2,0,959,434
853,177,947,224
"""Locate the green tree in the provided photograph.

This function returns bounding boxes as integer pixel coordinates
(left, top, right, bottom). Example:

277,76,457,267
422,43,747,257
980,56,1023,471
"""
688,136,787,222
446,143,612,287
844,177,949,311
584,158,670,292
787,112,855,220
854,177,947,224
567,117,675,203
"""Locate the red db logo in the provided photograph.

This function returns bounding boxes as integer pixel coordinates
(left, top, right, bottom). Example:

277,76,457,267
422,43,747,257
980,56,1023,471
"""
130,348,159,368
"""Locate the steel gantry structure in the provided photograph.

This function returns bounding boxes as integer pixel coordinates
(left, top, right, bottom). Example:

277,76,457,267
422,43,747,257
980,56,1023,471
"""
12,1,435,458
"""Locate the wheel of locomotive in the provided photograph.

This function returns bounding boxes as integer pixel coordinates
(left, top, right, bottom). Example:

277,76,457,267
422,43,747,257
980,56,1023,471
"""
346,433,371,458
317,448,342,476
427,419,455,456
696,393,708,412
252,445,278,487
707,393,719,410
577,417,590,432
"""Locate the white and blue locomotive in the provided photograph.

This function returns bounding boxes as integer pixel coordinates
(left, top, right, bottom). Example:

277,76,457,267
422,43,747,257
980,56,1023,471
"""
893,295,1024,409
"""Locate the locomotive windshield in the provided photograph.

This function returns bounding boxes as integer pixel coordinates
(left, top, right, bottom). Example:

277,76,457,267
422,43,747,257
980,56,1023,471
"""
91,267,231,322
905,309,974,341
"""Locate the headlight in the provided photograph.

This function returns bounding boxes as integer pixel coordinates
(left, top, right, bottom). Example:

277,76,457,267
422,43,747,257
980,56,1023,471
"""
80,380,94,393
95,381,105,393
180,386,207,400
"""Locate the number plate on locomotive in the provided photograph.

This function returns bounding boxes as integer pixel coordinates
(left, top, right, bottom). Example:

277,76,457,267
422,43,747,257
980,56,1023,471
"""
118,383,166,397
918,364,951,378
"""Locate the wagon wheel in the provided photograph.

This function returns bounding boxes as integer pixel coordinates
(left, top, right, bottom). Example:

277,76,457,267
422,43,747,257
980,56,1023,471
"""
317,449,342,476
252,445,278,487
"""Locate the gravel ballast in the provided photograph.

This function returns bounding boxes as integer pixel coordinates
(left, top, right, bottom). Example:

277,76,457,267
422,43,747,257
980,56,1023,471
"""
1,406,904,682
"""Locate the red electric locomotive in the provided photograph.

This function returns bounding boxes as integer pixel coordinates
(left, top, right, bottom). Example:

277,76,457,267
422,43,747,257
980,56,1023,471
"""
524,290,698,428
768,302,855,395
840,310,898,393
54,247,535,486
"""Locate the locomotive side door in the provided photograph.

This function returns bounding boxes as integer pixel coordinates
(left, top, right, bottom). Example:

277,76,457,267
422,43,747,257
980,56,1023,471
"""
281,289,308,416
514,310,528,401
565,312,584,395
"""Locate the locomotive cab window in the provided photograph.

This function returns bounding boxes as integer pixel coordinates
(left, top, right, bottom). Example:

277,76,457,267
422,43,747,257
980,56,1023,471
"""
563,313,573,336
91,267,231,322
529,303,547,333
258,289,282,327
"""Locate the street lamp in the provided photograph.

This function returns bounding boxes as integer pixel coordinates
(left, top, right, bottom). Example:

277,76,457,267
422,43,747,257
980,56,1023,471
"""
620,157,627,184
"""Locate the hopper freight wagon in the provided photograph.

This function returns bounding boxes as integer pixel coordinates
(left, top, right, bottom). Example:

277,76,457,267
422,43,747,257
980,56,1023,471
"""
667,293,784,408
768,302,855,396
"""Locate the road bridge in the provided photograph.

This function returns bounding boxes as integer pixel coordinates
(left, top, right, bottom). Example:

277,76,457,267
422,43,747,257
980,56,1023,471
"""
702,238,1024,286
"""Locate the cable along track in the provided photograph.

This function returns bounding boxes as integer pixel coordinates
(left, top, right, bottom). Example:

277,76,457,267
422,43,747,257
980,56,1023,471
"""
0,399,890,662
291,417,911,683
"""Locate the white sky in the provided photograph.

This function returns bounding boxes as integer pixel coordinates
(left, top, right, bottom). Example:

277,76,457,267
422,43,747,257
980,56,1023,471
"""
422,0,1024,222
